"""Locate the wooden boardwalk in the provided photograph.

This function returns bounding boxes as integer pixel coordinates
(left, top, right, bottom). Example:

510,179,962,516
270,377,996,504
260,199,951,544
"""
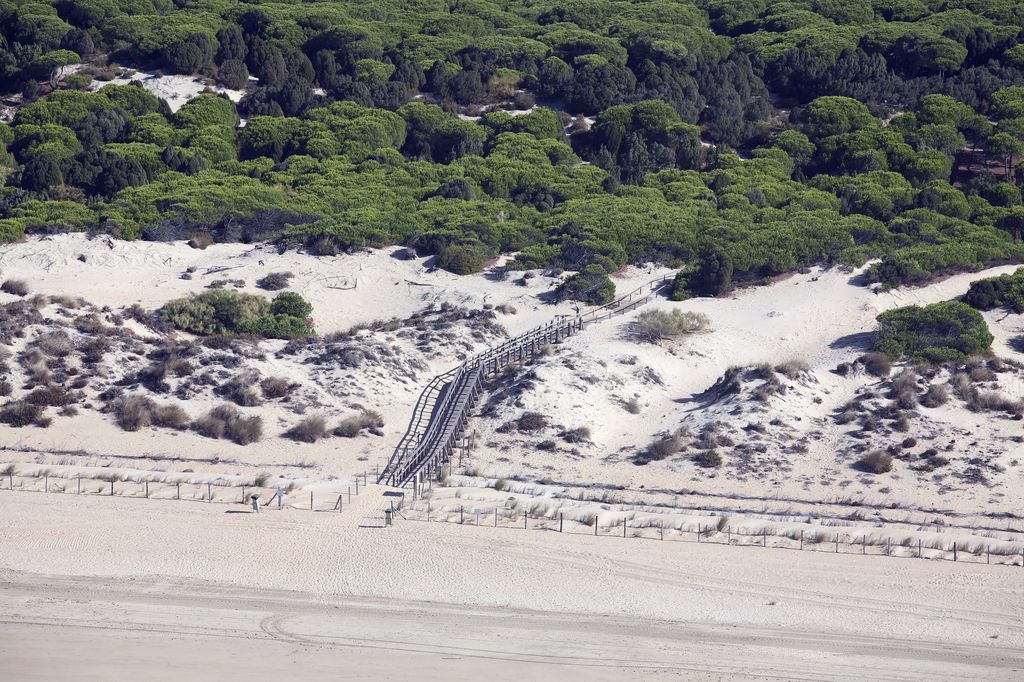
378,274,675,491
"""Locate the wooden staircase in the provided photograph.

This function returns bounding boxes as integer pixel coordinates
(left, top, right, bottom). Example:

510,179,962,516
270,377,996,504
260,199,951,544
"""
378,274,675,491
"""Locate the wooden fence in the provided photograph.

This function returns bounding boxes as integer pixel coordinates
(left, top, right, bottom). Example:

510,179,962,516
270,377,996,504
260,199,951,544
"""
379,274,676,490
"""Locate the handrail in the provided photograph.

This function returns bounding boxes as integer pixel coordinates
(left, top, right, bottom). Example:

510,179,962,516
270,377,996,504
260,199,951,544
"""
379,272,676,487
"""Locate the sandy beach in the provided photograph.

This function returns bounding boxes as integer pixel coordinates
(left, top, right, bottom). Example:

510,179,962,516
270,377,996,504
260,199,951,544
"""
1,491,1022,680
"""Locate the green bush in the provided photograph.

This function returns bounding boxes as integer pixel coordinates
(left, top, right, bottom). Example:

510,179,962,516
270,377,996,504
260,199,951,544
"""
162,290,313,338
875,301,993,363
555,265,616,305
963,268,1024,312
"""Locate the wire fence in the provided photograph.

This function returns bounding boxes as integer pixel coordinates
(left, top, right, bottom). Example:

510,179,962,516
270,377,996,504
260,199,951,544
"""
398,502,1024,568
0,467,379,513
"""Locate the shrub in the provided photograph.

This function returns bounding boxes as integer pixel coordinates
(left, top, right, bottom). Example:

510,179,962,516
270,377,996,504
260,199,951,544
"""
555,265,615,305
256,272,293,291
963,268,1024,312
162,289,313,338
875,301,993,363
860,352,892,377
647,434,682,461
260,376,291,399
0,400,45,427
1,279,29,296
192,404,263,445
622,397,641,414
220,371,262,406
693,450,722,468
775,359,810,379
857,450,893,474
24,385,74,407
333,409,384,437
921,383,950,408
288,415,327,442
560,426,591,443
437,244,486,275
112,394,188,431
35,331,74,356
630,309,710,342
516,411,548,432
162,289,270,335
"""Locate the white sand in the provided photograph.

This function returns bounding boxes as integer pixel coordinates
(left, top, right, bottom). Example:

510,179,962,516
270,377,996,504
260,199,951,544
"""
1,491,1022,680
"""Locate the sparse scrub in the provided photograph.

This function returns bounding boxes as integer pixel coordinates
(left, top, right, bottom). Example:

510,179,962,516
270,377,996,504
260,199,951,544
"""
34,331,74,356
921,383,950,408
1,279,29,296
256,272,293,291
192,404,263,445
516,411,548,432
693,449,722,468
260,376,291,399
857,450,893,474
560,426,591,443
112,395,188,431
630,309,710,342
288,415,328,443
220,371,262,406
646,434,682,461
860,352,892,378
622,396,641,414
775,359,809,379
0,400,46,427
333,410,384,437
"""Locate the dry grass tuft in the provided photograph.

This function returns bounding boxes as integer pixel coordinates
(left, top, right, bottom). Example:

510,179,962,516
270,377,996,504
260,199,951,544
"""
334,410,384,437
630,309,710,342
193,404,263,445
260,376,291,399
288,415,328,443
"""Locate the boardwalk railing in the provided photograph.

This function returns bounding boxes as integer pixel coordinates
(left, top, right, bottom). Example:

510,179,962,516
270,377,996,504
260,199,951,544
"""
379,273,676,490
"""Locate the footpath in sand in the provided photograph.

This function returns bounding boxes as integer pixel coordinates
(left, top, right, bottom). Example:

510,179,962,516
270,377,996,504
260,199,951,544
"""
1,491,1023,680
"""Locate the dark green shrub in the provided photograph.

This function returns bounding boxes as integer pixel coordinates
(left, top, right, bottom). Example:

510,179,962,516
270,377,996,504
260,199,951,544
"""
693,450,722,468
963,268,1024,312
270,291,313,318
875,301,992,363
437,244,486,275
555,265,615,305
162,290,313,338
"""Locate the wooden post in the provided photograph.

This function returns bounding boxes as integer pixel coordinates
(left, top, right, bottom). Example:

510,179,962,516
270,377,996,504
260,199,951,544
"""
835,533,839,553
559,513,563,533
622,518,626,538
77,475,80,495
208,483,212,502
953,543,957,562
145,481,149,499
886,537,890,556
310,491,313,511
762,528,766,547
862,535,866,555
697,525,701,543
176,482,180,500
727,526,731,545
460,505,464,525
800,530,803,550
494,508,497,527
110,480,114,496
660,520,663,541
918,539,922,558
354,478,359,495
987,546,990,565
594,518,598,536
347,487,351,503
241,485,245,503
475,508,479,525
524,511,527,529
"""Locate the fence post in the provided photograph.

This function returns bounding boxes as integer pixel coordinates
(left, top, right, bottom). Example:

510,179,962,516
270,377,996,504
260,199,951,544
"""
524,511,528,529
241,485,245,503
762,528,766,547
918,539,922,558
208,483,212,502
310,491,313,511
800,530,803,550
347,487,351,503
594,517,598,535
953,543,957,562
559,513,563,533
660,520,663,541
622,518,626,538
697,525,701,543
494,508,497,527
44,474,48,493
727,526,730,545
176,482,180,500
110,480,114,496
145,481,149,499
460,505,464,525
987,546,990,564
835,533,839,553
77,475,80,495
862,535,866,554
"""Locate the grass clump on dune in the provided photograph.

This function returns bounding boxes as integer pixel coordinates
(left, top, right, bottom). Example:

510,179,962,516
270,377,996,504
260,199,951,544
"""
630,309,710,343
